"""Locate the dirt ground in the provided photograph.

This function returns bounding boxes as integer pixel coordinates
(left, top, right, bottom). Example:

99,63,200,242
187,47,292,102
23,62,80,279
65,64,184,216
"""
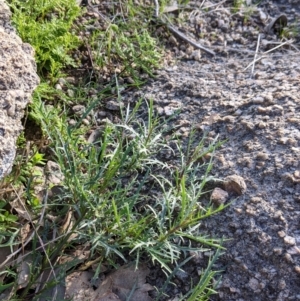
119,0,300,300
61,0,300,299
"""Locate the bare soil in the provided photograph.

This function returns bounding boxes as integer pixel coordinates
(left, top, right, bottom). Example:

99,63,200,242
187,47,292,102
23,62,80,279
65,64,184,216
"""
63,0,300,300
118,0,300,300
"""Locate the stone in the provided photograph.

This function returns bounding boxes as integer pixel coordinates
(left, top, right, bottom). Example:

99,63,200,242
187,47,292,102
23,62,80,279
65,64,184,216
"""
67,89,75,98
0,1,39,179
87,126,106,144
248,277,260,292
105,100,124,111
45,160,64,185
224,175,247,195
164,106,175,116
57,78,67,86
284,235,296,246
191,50,201,61
287,246,300,255
211,187,229,206
175,269,189,282
72,104,86,116
55,84,62,90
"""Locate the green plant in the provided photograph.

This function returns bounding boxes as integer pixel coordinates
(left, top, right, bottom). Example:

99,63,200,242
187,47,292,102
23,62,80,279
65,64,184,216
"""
232,0,257,22
29,97,225,298
7,0,82,79
280,22,299,39
0,0,227,299
86,0,162,85
232,0,245,12
7,147,46,209
0,201,18,225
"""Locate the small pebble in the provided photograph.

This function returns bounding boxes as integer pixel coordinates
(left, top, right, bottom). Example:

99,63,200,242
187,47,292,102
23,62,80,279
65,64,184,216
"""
211,187,228,206
105,100,124,111
67,89,75,98
295,266,300,274
248,278,260,292
68,119,76,126
72,105,86,116
278,231,286,238
58,78,67,86
278,280,286,290
287,246,300,255
285,253,294,263
284,236,295,245
55,84,62,90
191,50,201,61
82,118,90,126
175,270,189,282
224,175,247,195
164,106,175,116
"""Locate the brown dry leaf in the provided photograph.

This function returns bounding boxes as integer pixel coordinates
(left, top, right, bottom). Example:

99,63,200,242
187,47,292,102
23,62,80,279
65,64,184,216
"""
59,209,75,235
59,243,91,266
20,223,31,244
94,263,153,301
51,207,77,242
10,198,31,221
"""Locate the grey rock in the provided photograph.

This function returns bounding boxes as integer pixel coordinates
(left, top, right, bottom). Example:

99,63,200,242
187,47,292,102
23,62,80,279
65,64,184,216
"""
247,278,261,292
68,119,77,126
55,84,62,90
105,100,124,111
72,104,86,116
224,175,247,196
164,106,175,116
0,1,39,179
175,269,189,282
211,187,229,206
191,50,201,61
67,89,75,98
57,78,67,86
45,160,64,185
87,126,106,144
284,236,296,246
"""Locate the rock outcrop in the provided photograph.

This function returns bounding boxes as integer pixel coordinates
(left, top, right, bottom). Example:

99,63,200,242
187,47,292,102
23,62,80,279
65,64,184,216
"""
0,1,39,179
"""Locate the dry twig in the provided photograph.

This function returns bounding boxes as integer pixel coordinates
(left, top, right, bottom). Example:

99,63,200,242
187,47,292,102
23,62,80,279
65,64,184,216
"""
244,39,294,71
153,0,215,57
250,33,261,78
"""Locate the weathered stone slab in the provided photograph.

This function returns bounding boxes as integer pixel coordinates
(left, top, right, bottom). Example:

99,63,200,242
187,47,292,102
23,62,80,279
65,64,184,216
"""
0,1,40,179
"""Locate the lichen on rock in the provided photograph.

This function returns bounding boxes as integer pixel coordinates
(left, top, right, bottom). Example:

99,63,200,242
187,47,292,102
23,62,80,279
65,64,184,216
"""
0,0,40,179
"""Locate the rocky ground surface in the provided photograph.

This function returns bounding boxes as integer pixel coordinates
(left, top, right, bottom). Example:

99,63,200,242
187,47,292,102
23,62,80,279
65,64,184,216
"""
119,1,300,300
63,0,300,300
131,55,300,301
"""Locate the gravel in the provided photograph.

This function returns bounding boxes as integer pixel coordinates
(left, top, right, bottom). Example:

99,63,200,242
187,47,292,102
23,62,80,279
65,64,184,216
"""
70,0,300,299
118,1,300,299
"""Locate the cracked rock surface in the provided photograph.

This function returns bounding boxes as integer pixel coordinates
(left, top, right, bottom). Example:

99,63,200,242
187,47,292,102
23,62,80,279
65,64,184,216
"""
0,0,39,179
